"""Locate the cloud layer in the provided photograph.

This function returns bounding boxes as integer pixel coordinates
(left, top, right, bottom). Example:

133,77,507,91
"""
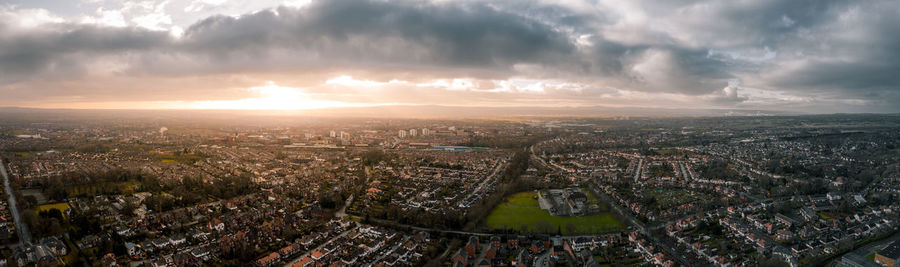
0,0,898,113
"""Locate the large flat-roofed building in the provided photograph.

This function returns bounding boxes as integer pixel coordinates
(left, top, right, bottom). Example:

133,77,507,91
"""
841,253,878,267
875,240,900,267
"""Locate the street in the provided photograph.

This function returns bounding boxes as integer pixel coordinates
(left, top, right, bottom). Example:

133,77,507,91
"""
0,156,31,245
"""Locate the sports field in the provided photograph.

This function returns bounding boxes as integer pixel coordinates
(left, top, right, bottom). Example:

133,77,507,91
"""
486,191,623,235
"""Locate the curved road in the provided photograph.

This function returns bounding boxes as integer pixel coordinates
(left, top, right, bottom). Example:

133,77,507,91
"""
529,144,692,266
0,158,31,245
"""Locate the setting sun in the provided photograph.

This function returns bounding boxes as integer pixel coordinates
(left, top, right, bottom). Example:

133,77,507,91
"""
188,82,355,110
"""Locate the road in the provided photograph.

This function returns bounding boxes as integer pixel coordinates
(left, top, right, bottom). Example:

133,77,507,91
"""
368,235,411,267
459,160,505,208
633,159,643,182
0,157,31,245
284,224,358,267
861,163,897,197
529,144,692,266
351,215,495,237
335,195,353,218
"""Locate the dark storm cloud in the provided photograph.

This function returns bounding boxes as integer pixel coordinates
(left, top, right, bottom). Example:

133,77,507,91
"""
753,0,900,108
0,23,170,83
171,0,580,76
600,0,900,109
0,0,658,86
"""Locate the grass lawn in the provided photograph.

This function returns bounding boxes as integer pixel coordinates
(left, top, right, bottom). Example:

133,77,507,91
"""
36,202,70,218
818,211,843,222
653,149,686,156
154,152,204,164
486,191,623,235
37,202,70,211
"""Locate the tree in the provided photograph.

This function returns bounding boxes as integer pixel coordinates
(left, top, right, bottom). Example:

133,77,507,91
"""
24,212,42,236
38,208,64,222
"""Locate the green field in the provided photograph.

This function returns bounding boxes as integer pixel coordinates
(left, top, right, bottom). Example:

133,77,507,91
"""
36,203,71,219
486,191,623,235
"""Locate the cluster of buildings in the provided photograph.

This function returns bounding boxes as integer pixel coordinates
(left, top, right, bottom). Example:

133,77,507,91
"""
1,114,899,266
0,187,14,242
530,117,900,266
352,149,508,215
537,188,592,216
12,237,67,266
284,224,430,267
449,232,665,267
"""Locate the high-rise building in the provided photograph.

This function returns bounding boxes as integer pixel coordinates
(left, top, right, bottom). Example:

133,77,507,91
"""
398,130,407,138
422,128,430,136
340,131,350,140
409,129,417,137
329,130,336,138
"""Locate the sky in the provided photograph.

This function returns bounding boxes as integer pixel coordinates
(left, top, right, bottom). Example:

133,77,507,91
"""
0,0,898,113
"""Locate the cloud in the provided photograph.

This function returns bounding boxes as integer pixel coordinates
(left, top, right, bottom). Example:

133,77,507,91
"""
184,0,228,13
712,79,748,103
80,8,127,27
723,82,739,99
0,6,65,28
0,0,898,112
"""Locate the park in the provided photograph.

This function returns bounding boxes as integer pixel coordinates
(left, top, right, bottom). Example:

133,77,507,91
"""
486,191,623,235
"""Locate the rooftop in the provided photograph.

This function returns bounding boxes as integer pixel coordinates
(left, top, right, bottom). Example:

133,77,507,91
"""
878,239,900,259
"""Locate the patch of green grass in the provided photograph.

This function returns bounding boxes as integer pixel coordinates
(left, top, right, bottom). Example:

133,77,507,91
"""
155,152,204,164
818,211,841,222
3,129,25,135
36,202,69,212
486,191,623,235
36,203,71,219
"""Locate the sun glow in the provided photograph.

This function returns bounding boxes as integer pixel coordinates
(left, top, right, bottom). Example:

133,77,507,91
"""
189,82,355,110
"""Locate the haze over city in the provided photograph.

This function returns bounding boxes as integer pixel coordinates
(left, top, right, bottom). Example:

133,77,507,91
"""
1,0,899,114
